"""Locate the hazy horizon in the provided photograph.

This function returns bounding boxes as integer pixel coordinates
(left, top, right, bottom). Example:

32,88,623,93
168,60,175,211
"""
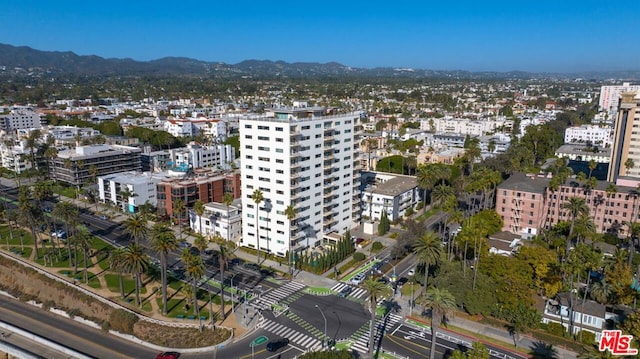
3,0,640,73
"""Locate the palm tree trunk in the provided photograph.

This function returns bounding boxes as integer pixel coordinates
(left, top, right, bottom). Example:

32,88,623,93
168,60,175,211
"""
368,299,376,353
118,270,125,298
429,322,438,359
161,254,168,314
135,273,141,307
83,248,88,283
220,265,225,319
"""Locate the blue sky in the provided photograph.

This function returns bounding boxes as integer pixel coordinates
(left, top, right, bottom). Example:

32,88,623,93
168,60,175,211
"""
2,0,639,72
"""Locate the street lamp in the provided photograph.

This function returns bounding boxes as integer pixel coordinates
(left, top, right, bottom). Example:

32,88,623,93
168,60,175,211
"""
315,305,327,348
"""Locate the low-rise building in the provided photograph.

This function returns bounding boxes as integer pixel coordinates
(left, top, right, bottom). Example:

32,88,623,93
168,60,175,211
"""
50,144,142,186
168,142,235,171
361,172,420,222
189,199,242,242
564,125,612,147
98,171,164,213
555,144,611,163
156,169,241,220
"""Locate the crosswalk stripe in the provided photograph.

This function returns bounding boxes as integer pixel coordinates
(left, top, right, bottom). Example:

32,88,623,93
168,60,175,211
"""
281,327,295,337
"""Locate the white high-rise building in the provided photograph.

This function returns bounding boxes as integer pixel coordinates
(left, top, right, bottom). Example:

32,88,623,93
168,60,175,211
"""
599,83,640,114
239,111,362,257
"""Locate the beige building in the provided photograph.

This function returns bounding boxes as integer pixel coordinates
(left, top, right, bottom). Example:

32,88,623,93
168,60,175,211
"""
608,92,640,183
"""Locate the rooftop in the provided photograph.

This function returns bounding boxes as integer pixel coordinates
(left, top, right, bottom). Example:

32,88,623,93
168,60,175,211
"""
498,172,550,194
370,176,417,196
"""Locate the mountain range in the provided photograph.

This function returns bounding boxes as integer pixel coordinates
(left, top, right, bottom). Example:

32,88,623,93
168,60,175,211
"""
1,43,639,80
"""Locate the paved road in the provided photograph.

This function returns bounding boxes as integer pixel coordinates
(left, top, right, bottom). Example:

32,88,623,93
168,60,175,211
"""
0,295,154,359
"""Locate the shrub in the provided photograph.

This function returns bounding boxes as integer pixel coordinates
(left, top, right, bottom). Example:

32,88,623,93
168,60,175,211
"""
353,252,365,261
67,308,81,319
405,207,414,217
546,322,566,337
109,309,139,334
415,202,424,211
371,241,383,251
580,330,596,345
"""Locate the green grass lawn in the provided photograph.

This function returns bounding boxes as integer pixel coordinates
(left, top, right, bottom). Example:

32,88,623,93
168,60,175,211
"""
58,270,102,289
0,226,34,246
158,297,214,320
104,273,147,294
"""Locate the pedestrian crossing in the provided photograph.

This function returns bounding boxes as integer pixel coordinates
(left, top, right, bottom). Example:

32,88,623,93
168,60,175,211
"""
350,312,404,354
260,319,322,349
251,281,306,310
330,282,368,299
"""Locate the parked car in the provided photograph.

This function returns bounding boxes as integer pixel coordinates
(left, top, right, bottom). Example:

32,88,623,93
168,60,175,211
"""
178,241,190,249
351,272,366,285
338,286,353,298
156,352,180,359
266,338,289,352
407,268,416,276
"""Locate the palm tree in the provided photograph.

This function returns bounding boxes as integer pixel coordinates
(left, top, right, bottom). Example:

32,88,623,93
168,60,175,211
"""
361,278,391,354
193,199,205,235
120,243,149,307
590,280,612,305
123,214,147,245
285,204,296,273
251,189,264,263
418,287,457,359
625,158,635,175
149,223,178,314
53,201,78,261
108,247,126,299
181,249,206,330
217,243,230,319
172,198,186,241
431,184,454,208
416,165,436,212
75,226,92,283
412,231,442,288
17,186,41,260
223,192,234,243
562,197,589,258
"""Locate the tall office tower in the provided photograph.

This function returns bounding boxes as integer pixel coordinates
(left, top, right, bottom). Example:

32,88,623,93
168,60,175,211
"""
239,110,362,257
608,92,640,183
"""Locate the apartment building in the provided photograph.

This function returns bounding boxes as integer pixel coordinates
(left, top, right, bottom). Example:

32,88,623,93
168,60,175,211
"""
239,111,361,257
496,172,639,238
168,142,235,171
0,108,42,131
156,169,241,219
599,83,640,113
98,171,163,213
189,199,242,242
608,92,640,183
564,125,612,147
49,144,142,186
361,172,420,222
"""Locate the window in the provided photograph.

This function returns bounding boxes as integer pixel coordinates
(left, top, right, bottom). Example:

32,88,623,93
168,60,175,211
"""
276,127,283,132
244,124,252,129
245,135,252,139
258,125,269,130
276,148,283,153
258,136,269,141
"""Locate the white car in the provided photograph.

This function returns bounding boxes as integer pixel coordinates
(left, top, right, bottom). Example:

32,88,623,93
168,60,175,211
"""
351,273,366,285
408,268,416,276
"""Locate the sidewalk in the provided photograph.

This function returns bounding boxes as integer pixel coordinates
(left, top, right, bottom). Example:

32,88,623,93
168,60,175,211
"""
392,293,577,359
61,195,578,358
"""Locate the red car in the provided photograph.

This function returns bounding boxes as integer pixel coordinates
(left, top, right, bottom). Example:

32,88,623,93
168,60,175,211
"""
156,352,180,359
